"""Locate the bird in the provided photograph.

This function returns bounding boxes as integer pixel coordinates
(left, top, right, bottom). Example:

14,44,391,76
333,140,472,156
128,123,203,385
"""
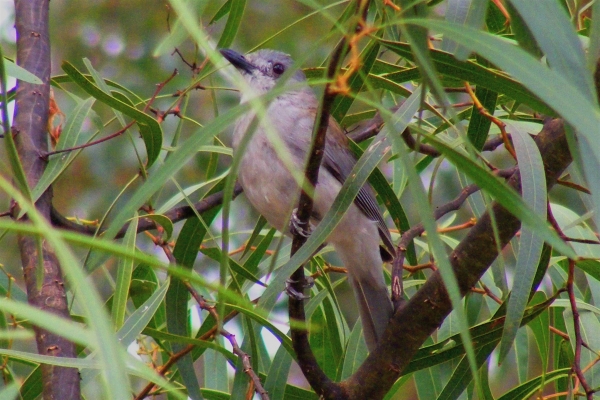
221,48,394,351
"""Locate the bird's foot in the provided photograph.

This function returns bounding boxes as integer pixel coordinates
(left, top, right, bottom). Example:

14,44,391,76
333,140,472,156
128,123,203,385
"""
285,276,315,300
290,208,312,238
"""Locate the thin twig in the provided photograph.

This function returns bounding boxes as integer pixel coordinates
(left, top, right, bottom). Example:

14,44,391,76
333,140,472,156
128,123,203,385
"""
549,326,570,341
181,279,269,399
479,283,502,305
392,182,480,304
403,262,436,274
546,203,600,245
465,82,516,159
133,307,239,400
556,178,591,194
136,242,270,400
45,69,178,157
437,218,476,233
390,162,517,307
50,183,243,238
44,120,135,157
567,259,594,400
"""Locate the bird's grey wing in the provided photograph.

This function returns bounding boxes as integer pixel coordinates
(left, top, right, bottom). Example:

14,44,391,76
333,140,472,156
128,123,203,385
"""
323,119,395,260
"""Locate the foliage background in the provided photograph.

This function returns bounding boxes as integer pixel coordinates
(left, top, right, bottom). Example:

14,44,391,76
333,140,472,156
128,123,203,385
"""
0,0,599,399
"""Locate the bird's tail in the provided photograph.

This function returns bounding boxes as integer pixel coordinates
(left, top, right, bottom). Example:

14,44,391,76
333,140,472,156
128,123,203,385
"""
328,209,393,352
349,274,393,352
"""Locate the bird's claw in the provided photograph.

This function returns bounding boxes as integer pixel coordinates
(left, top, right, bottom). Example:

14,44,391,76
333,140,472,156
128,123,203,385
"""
285,276,315,300
290,208,312,238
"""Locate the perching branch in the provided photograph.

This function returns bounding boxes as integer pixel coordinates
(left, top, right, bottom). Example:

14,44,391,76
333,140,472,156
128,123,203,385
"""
287,1,374,397
286,25,350,400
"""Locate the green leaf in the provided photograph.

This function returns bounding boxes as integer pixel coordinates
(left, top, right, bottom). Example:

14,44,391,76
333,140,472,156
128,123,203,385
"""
554,337,572,396
142,214,174,240
241,227,275,274
118,280,170,347
264,340,293,399
156,169,229,214
509,0,595,103
504,1,542,58
587,0,600,73
19,367,43,400
528,291,550,372
240,216,269,259
82,280,171,387
379,39,553,114
51,73,145,104
498,125,546,363
496,368,570,400
168,214,215,400
226,303,294,355
466,57,497,150
32,97,96,202
201,247,266,287
0,381,20,400
0,348,98,368
2,57,42,84
142,328,235,361
130,264,165,329
436,341,497,400
421,132,574,258
0,298,94,348
210,0,232,24
61,61,162,167
442,0,488,60
216,0,246,48
576,259,600,283
0,177,132,399
204,342,229,391
485,1,507,34
0,50,32,202
339,321,368,380
111,214,138,330
403,295,554,375
309,305,337,377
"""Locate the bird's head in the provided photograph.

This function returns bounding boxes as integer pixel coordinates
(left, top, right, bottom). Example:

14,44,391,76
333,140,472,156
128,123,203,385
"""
220,48,307,97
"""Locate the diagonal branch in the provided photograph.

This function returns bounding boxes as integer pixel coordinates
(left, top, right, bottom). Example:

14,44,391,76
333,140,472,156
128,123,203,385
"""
339,119,570,399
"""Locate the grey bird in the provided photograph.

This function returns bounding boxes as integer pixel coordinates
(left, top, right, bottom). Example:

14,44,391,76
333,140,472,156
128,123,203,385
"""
221,48,394,351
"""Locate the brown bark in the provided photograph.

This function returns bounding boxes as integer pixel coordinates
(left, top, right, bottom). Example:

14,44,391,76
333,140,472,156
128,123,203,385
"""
337,119,568,399
13,0,80,398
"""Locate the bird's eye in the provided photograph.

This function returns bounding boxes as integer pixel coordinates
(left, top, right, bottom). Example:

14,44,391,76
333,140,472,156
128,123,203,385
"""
272,63,285,75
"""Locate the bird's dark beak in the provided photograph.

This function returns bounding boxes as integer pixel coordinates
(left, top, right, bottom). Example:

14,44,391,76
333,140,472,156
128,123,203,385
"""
220,49,256,74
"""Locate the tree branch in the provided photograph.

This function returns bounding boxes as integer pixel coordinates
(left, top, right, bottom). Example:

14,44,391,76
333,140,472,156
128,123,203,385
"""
340,118,569,399
287,1,374,397
12,0,80,398
50,183,243,238
286,27,349,400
